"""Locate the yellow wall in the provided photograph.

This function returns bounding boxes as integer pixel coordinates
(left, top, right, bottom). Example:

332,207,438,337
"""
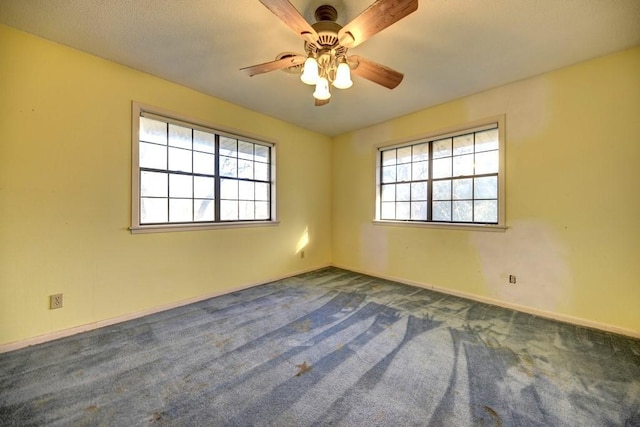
332,46,640,334
0,25,332,346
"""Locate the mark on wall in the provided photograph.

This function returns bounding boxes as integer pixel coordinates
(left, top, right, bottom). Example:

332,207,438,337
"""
464,77,551,144
470,220,573,312
360,224,388,272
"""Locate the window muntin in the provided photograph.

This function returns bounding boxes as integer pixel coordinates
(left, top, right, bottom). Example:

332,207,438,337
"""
133,106,274,231
378,123,502,225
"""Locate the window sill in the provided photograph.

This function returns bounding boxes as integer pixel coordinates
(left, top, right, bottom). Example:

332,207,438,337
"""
130,220,280,234
373,220,507,232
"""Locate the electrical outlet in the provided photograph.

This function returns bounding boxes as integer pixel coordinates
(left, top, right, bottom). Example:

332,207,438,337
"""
50,293,63,309
509,275,517,284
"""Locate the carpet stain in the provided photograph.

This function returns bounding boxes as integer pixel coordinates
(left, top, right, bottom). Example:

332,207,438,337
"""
84,405,99,412
149,411,165,423
295,361,311,376
518,353,536,377
293,319,312,333
373,411,386,422
483,405,503,427
215,338,232,348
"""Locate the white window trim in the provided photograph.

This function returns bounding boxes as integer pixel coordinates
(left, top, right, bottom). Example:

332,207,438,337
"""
373,115,507,232
130,101,278,234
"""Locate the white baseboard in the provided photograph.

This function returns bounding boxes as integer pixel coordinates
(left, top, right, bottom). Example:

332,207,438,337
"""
2,263,637,353
332,263,640,340
0,264,331,354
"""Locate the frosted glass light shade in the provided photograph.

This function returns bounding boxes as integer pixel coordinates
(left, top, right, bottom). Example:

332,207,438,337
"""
300,57,319,85
313,77,331,100
333,62,353,89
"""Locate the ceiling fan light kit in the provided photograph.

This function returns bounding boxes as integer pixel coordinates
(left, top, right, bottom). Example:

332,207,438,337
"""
241,0,418,106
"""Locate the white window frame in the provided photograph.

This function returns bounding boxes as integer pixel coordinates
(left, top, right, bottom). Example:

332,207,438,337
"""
130,102,278,234
374,115,506,231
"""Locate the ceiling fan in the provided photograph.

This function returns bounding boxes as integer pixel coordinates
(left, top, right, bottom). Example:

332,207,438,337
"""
240,0,419,106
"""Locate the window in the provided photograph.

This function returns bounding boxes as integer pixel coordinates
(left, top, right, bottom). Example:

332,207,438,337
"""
376,118,505,228
131,103,275,233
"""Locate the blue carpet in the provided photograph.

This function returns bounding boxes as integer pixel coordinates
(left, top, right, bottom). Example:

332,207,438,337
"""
1,267,639,426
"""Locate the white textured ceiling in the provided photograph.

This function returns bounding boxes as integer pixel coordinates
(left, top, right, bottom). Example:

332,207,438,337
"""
2,0,639,136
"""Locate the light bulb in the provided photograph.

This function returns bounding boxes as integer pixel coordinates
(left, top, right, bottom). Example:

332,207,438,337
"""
313,77,331,100
333,62,353,89
300,57,319,85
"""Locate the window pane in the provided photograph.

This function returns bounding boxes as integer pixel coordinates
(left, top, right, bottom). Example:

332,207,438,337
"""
411,182,428,200
453,200,473,222
412,161,428,180
396,202,410,220
382,149,396,166
239,201,255,220
255,202,269,219
193,130,216,153
194,130,215,154
238,141,254,160
220,137,237,156
397,164,410,182
140,171,167,197
238,159,254,179
254,163,269,181
397,183,410,201
255,145,269,162
136,113,273,227
193,152,215,175
453,134,473,155
221,179,238,199
194,199,214,222
433,138,452,159
238,181,254,200
381,202,395,219
432,180,451,200
220,156,237,177
139,142,167,170
141,198,167,223
381,184,395,202
169,199,192,222
376,124,500,226
255,183,269,201
412,143,429,161
452,178,472,200
433,201,451,221
382,165,396,183
474,176,497,199
221,200,238,220
169,124,191,149
475,129,499,152
411,202,427,220
168,147,192,173
474,200,498,223
397,147,412,164
194,176,215,199
169,174,192,198
140,117,166,145
432,158,452,179
453,154,474,176
475,151,499,174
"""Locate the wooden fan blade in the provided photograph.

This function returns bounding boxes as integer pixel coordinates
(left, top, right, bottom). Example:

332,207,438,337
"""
315,98,330,107
338,0,418,48
349,55,404,89
240,55,305,77
259,0,318,44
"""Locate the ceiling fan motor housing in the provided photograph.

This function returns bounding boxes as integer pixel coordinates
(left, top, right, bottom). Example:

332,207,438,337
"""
305,6,346,58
